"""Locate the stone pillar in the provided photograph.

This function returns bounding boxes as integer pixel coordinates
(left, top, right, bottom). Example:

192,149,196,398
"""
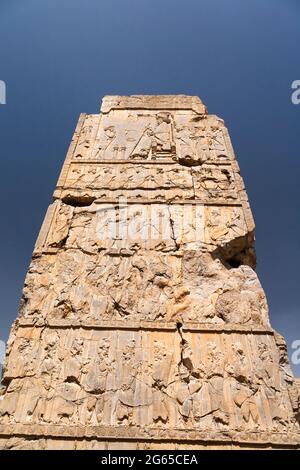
0,95,299,450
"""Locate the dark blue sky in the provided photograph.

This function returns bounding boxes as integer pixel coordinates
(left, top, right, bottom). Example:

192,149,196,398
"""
0,0,299,374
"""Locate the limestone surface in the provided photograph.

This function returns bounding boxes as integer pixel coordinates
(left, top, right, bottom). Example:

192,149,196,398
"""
0,95,299,450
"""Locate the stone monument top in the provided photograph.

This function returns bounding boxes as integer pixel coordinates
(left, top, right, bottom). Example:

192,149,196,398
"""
100,94,207,114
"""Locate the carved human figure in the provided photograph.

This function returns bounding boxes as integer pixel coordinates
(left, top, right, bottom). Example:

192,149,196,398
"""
275,333,295,385
30,376,55,423
175,342,204,424
40,333,61,382
81,337,115,425
62,338,85,384
206,124,227,156
130,128,154,159
255,343,276,389
83,338,112,393
34,338,85,425
232,381,260,429
288,381,300,427
5,338,36,379
94,126,116,158
151,340,173,424
176,366,202,423
0,378,23,423
176,124,208,166
176,125,193,161
115,339,140,425
47,204,72,249
30,334,61,423
226,342,260,429
74,119,95,158
226,342,248,383
254,342,292,431
53,382,84,424
152,113,174,155
203,341,229,427
268,390,291,431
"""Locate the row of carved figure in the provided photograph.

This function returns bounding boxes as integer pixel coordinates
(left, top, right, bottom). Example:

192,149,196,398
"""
73,112,229,164
64,164,237,201
0,333,298,432
42,203,247,255
21,251,267,325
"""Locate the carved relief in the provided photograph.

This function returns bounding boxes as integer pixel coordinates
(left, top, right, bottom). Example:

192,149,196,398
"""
66,164,193,191
93,126,118,159
152,112,175,157
19,248,270,327
0,326,298,438
192,165,237,200
206,121,228,159
175,122,209,166
131,112,175,159
74,115,98,159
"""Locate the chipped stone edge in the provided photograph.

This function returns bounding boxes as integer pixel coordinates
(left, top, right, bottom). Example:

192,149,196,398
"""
0,424,299,447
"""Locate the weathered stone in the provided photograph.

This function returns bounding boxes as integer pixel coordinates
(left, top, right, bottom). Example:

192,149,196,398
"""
0,95,299,449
